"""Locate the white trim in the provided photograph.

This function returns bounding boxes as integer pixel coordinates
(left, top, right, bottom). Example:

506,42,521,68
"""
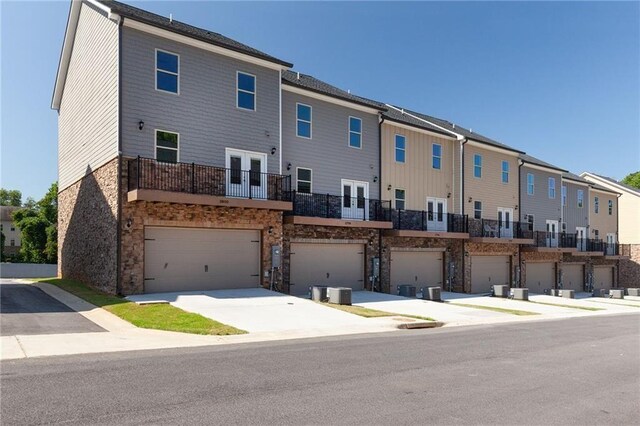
296,102,312,139
431,143,442,170
394,188,406,210
382,120,456,140
465,139,520,157
348,116,362,149
473,153,482,179
394,134,406,164
278,76,282,175
522,162,565,174
561,184,567,206
295,167,313,193
562,177,591,187
590,186,620,195
548,177,556,199
283,84,380,115
123,19,288,71
608,199,613,215
594,195,599,214
154,129,180,162
473,200,483,220
236,71,256,111
527,172,535,196
501,160,509,184
155,48,180,95
581,172,639,196
385,104,463,140
577,189,585,208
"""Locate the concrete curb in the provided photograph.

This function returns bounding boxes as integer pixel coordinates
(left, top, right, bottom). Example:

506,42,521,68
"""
397,320,444,330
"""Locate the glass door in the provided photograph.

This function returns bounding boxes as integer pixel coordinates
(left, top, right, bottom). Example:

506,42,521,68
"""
497,207,514,238
341,180,368,220
576,227,586,251
427,197,447,231
225,149,267,198
546,220,558,247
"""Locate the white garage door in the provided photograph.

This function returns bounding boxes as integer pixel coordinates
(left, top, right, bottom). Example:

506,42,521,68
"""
289,243,364,296
390,251,443,295
562,264,584,292
526,262,556,294
470,255,510,293
594,266,614,290
144,227,260,293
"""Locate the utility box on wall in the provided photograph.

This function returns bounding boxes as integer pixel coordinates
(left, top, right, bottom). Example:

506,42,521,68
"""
271,245,282,269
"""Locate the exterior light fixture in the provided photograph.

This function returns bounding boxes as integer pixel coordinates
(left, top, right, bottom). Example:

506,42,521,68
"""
373,176,378,183
271,147,277,155
447,192,451,199
138,121,144,130
468,197,472,203
287,163,292,171
387,184,392,191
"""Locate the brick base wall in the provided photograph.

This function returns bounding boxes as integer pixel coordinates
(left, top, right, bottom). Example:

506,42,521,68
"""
464,242,520,292
561,253,619,288
521,252,562,289
619,244,640,286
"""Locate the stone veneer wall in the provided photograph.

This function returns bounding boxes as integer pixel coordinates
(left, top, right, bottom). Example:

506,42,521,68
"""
58,158,120,293
381,236,465,293
619,244,640,286
463,242,520,293
561,253,619,288
520,251,562,289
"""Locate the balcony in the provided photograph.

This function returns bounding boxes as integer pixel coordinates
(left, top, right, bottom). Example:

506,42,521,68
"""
523,231,578,252
284,191,392,228
384,209,469,239
468,218,534,243
126,156,292,210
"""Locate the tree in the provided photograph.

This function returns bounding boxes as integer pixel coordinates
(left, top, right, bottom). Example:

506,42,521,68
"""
12,183,58,264
0,189,22,206
621,171,640,189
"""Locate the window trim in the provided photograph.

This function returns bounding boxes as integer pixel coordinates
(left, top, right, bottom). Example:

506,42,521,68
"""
501,160,509,184
155,48,180,95
348,116,362,149
561,185,567,206
236,71,257,111
154,129,180,163
395,134,406,164
594,196,599,214
527,173,535,195
295,167,312,194
608,199,613,215
432,143,442,170
525,213,535,230
296,102,312,139
473,200,482,220
577,189,584,208
548,177,556,199
394,188,406,210
473,154,482,178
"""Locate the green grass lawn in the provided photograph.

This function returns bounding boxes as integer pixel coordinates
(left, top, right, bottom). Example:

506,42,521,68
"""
448,302,539,316
318,302,435,321
529,301,604,311
36,278,246,335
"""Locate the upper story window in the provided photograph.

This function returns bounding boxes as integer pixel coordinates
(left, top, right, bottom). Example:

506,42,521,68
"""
348,117,362,149
296,168,312,194
608,200,613,215
296,103,312,138
395,135,406,163
548,177,556,199
525,214,534,231
474,201,482,219
527,173,535,195
432,144,442,170
10,239,15,246
155,130,179,163
594,196,599,214
501,161,509,183
10,225,15,231
156,49,179,94
473,154,482,178
562,185,567,206
395,189,406,210
237,72,256,110
577,189,584,208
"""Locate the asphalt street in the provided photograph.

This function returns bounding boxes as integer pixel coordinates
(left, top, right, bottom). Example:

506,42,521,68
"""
0,279,104,336
2,314,639,425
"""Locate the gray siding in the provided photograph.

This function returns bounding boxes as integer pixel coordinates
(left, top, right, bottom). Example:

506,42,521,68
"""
519,166,562,231
58,3,119,191
282,91,380,197
121,27,281,174
563,181,590,232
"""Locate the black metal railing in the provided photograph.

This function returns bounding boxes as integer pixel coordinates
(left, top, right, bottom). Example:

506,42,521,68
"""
127,156,292,201
287,191,391,221
389,209,468,233
604,243,620,256
468,218,532,239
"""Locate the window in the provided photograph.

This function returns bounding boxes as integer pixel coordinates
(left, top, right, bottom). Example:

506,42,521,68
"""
473,154,482,178
395,189,405,210
237,72,256,110
155,130,179,163
594,229,599,239
562,222,567,233
10,225,15,231
296,103,312,138
594,196,599,214
577,190,584,208
525,214,534,231
432,144,442,169
348,117,362,148
527,173,534,195
474,201,482,219
0,224,3,231
10,239,15,246
562,185,567,206
395,135,406,163
608,200,613,215
501,161,509,183
548,177,556,199
155,49,179,94
296,168,312,194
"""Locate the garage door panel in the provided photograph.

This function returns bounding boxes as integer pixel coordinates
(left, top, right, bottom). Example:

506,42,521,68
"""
145,227,260,293
471,256,510,294
594,267,613,290
562,264,584,292
526,262,556,294
390,251,443,295
290,243,364,296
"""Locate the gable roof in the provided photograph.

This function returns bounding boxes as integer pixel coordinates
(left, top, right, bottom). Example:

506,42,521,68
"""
518,154,567,173
581,172,640,197
380,106,453,137
589,182,621,195
0,206,20,222
562,171,591,185
281,70,386,111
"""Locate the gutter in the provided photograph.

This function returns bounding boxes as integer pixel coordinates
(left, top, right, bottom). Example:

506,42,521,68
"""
460,138,468,215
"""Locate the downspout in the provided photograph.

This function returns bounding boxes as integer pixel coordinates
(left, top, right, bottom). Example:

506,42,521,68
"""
115,17,124,296
459,138,467,215
517,159,523,288
378,113,385,292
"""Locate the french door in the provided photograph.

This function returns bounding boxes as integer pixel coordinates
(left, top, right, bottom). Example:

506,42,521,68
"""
341,180,368,220
427,197,447,231
225,149,267,199
546,220,559,248
576,227,587,251
606,233,616,255
497,207,514,238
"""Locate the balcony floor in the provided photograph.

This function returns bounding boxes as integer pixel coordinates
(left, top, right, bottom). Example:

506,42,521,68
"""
468,237,534,244
384,229,469,239
521,246,577,253
284,215,392,229
127,189,293,211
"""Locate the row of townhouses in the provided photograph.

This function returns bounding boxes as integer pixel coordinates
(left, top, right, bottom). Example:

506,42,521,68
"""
53,0,628,296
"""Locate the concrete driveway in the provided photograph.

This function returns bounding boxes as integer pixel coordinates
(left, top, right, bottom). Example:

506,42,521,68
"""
127,288,400,334
0,279,105,336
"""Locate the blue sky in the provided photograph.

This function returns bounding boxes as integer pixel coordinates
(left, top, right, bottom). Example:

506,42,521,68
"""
1,0,639,201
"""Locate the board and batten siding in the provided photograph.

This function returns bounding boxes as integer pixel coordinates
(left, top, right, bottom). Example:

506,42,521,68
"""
588,189,618,238
121,27,281,174
519,166,562,231
281,91,379,196
562,180,590,232
462,145,518,220
381,123,456,212
58,3,119,191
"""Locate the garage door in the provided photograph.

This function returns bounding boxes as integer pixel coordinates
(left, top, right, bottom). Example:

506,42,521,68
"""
594,266,614,290
144,227,260,293
562,264,584,292
526,262,556,294
390,251,443,295
470,255,510,293
289,243,364,296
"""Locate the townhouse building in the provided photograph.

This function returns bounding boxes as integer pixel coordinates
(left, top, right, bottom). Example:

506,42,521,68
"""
0,206,21,257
